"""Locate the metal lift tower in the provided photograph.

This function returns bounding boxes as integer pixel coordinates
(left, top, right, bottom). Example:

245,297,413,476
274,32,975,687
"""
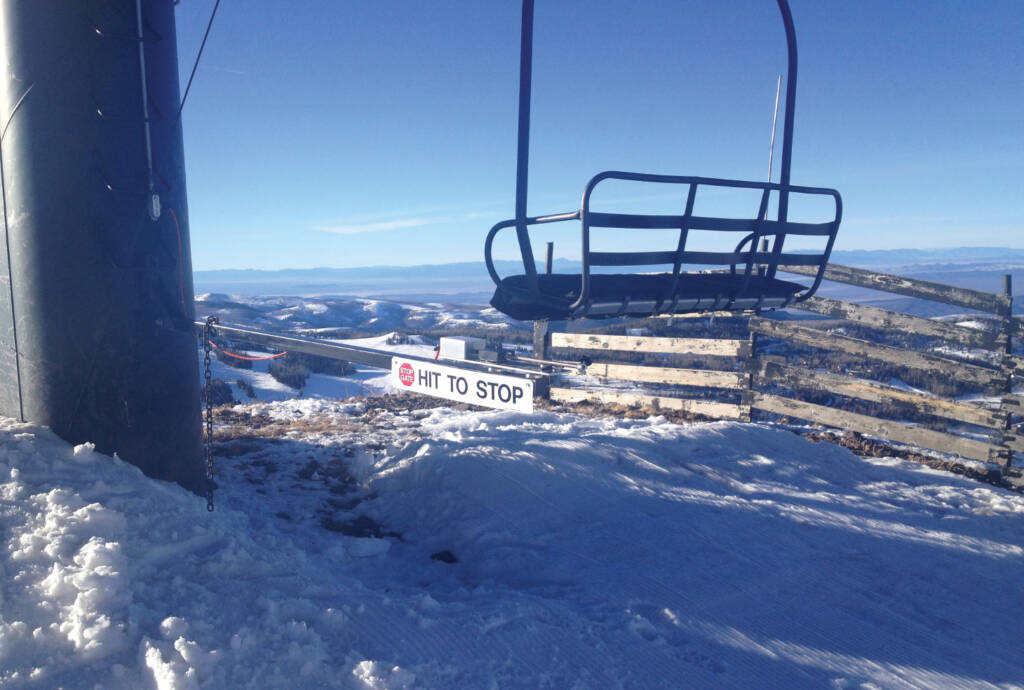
0,1,203,492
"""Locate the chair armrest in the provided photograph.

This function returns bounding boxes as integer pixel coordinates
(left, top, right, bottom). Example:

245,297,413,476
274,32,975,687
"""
484,211,581,285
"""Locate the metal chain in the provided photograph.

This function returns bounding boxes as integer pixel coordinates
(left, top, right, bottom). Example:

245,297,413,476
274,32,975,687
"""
203,315,218,511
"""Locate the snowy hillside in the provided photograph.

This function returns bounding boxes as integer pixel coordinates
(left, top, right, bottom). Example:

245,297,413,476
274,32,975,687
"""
195,294,514,335
2,401,1023,688
206,334,434,403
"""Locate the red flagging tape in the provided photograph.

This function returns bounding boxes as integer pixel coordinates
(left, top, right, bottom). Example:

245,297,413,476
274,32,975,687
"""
210,339,288,361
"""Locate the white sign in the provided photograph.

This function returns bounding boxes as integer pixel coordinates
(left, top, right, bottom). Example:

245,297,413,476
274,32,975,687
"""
391,358,534,413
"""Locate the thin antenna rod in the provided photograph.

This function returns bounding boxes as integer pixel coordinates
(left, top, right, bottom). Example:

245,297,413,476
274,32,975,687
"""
764,74,781,222
767,74,781,185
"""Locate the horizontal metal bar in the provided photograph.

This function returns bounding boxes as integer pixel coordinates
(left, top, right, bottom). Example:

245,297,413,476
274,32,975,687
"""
779,264,1012,316
197,321,550,383
585,170,842,199
762,253,825,266
531,211,581,224
755,219,836,236
587,251,825,269
677,250,821,267
586,212,687,229
585,212,834,236
678,251,748,266
589,251,677,266
198,321,395,369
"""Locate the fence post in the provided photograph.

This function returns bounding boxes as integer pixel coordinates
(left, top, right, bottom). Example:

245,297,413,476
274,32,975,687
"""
531,243,554,366
742,324,758,422
998,274,1016,472
1003,274,1013,356
533,320,550,362
758,238,769,277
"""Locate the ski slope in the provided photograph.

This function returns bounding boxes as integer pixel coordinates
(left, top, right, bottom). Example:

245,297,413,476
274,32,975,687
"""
1,401,1022,689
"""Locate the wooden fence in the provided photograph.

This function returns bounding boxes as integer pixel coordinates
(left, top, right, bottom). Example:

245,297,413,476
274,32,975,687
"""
538,264,1021,476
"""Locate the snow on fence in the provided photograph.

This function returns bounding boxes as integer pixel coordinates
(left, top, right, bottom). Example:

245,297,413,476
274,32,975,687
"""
539,263,1021,477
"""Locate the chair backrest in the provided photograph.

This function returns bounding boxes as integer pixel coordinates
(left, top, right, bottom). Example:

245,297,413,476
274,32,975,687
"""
579,171,842,300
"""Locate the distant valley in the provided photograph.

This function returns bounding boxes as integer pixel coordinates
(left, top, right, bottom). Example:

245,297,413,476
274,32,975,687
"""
194,247,1024,317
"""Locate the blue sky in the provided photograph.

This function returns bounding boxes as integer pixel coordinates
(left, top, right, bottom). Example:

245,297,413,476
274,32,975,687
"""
174,1,1024,270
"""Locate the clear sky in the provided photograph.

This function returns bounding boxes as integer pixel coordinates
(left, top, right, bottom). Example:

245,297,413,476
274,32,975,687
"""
174,1,1024,271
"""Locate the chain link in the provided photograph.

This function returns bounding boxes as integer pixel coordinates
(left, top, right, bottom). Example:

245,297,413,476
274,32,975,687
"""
203,316,218,511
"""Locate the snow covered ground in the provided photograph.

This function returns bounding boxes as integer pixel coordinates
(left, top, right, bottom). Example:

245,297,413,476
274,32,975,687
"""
2,400,1023,689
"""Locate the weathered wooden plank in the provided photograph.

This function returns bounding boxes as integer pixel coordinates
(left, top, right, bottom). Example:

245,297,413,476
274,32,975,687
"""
748,317,1007,391
780,264,1012,316
647,311,741,321
750,392,1005,463
795,296,1005,351
550,332,748,357
550,387,748,420
1002,433,1024,454
584,363,747,389
757,360,1008,430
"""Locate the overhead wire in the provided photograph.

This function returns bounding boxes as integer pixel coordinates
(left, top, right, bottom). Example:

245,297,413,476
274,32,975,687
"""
175,0,222,124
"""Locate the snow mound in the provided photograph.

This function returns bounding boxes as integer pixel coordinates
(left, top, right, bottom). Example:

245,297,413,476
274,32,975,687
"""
2,406,1023,688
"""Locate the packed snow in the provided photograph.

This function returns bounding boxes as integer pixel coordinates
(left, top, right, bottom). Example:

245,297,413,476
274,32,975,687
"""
2,399,1023,689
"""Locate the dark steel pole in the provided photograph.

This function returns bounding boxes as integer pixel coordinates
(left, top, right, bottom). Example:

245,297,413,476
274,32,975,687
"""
0,1,203,492
515,0,539,287
776,0,797,221
766,0,798,280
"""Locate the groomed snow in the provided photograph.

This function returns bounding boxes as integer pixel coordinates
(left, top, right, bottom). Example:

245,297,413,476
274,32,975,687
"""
2,403,1023,688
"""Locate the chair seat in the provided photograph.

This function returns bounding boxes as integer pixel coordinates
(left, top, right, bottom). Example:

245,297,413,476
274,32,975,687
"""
490,272,805,321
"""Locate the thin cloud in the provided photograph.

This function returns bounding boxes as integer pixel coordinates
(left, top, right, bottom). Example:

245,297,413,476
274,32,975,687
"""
208,65,248,76
314,216,451,235
313,210,498,235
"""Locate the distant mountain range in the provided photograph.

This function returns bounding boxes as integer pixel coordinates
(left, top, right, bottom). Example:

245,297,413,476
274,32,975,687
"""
194,247,1024,314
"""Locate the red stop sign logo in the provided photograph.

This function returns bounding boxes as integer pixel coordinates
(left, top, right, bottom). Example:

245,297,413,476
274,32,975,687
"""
398,362,415,386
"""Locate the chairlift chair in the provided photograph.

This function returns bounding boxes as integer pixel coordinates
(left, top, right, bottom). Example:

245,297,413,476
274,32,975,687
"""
484,0,842,321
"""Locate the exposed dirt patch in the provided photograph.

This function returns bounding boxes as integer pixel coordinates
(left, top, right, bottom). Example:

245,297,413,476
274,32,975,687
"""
537,396,720,424
211,395,1021,494
804,429,1020,493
